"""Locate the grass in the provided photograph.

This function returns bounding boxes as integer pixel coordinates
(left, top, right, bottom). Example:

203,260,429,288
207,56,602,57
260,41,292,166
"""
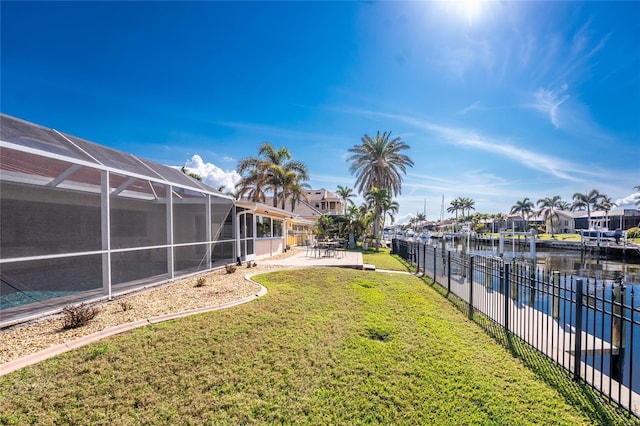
1,268,636,425
362,247,412,271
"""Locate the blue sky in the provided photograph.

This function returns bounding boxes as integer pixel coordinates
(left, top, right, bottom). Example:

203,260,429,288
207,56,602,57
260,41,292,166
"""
2,1,639,222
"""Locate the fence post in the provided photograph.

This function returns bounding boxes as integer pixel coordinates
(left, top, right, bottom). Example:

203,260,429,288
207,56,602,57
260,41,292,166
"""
433,245,437,281
510,262,518,302
552,271,560,321
574,278,584,381
468,255,474,320
611,283,626,382
504,263,510,333
447,251,451,294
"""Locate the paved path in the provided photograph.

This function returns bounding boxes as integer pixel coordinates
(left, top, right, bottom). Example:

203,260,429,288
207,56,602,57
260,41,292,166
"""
260,246,366,269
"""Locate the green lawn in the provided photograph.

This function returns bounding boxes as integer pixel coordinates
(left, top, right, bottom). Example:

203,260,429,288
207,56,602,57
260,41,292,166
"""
0,268,634,425
363,247,411,271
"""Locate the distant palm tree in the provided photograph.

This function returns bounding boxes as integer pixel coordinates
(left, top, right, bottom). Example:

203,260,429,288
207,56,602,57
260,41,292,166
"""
635,185,640,207
459,197,475,219
382,198,399,228
336,185,356,215
572,189,601,229
595,194,617,230
365,187,392,249
537,196,563,235
181,165,202,181
348,131,413,198
447,198,463,231
510,198,535,231
415,212,426,231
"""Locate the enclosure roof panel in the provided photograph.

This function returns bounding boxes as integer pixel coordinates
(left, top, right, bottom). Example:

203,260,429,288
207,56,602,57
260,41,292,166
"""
0,113,223,195
0,114,99,163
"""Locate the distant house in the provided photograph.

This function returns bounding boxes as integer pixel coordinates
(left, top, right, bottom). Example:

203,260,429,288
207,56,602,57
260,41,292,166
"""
305,189,345,217
544,210,580,234
573,209,640,231
506,214,545,232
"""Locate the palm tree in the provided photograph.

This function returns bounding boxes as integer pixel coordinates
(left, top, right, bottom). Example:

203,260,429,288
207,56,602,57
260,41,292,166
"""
635,185,640,207
572,189,601,229
348,131,413,248
181,166,202,181
357,202,375,239
336,185,356,215
347,131,413,197
409,216,419,233
315,215,334,240
595,194,617,230
236,142,308,208
459,197,475,219
235,164,269,203
382,197,399,228
537,196,563,236
286,179,311,212
510,198,535,231
342,205,366,248
415,212,427,232
447,198,463,232
364,187,392,249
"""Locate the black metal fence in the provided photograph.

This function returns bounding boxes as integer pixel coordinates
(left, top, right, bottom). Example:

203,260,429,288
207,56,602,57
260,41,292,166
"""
393,239,640,419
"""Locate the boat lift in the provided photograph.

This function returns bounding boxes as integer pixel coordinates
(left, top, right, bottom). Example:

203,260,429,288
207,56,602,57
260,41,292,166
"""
498,229,536,259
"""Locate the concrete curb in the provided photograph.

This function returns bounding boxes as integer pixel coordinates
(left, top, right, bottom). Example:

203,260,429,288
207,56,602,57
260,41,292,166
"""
0,277,268,377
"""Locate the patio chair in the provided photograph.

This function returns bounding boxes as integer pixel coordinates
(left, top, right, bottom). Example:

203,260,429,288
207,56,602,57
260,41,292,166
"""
336,240,348,258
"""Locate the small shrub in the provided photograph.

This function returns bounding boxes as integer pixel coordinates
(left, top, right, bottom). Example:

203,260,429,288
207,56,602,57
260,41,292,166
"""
118,300,133,312
195,276,206,287
225,264,237,274
626,227,640,239
61,303,99,330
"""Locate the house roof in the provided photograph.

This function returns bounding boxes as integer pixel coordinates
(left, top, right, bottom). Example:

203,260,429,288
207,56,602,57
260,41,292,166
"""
261,196,324,221
235,199,298,220
306,188,341,201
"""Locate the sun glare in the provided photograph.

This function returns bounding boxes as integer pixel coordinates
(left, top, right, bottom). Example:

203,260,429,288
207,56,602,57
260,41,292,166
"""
447,0,486,26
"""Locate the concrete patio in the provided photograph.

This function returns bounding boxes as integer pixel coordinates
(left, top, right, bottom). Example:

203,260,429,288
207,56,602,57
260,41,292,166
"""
260,246,370,269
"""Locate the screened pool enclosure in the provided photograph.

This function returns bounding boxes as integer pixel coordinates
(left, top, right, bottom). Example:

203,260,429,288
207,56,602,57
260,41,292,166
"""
0,114,236,325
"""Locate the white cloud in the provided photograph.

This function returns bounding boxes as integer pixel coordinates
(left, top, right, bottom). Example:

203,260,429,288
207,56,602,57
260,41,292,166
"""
180,154,241,192
532,85,570,128
343,107,600,182
615,192,640,209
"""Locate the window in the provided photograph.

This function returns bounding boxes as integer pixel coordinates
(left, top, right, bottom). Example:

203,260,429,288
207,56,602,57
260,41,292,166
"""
273,219,283,237
257,216,272,238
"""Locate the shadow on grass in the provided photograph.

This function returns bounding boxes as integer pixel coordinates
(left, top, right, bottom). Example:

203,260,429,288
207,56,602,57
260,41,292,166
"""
412,270,638,426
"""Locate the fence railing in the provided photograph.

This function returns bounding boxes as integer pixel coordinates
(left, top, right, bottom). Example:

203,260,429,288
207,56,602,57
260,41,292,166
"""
393,239,640,418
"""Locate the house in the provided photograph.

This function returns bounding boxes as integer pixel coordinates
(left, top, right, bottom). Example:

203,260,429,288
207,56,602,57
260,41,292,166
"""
543,210,580,234
573,208,640,231
0,113,307,326
305,189,345,217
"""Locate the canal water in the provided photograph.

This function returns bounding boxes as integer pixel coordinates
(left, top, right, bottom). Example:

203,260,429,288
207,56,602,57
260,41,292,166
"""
467,240,640,286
